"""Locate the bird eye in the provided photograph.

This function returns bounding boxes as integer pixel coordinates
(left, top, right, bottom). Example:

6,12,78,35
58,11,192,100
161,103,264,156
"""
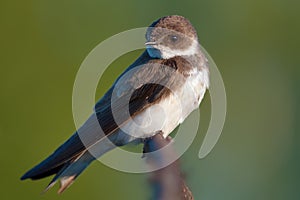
170,35,178,42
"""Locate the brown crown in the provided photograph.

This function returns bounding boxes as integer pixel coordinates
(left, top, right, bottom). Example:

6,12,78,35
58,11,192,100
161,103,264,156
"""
148,15,198,39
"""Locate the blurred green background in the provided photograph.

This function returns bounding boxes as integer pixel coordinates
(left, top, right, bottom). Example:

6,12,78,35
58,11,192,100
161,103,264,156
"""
1,0,299,199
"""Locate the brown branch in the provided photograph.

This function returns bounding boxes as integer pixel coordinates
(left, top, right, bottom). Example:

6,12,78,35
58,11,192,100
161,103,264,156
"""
143,132,194,200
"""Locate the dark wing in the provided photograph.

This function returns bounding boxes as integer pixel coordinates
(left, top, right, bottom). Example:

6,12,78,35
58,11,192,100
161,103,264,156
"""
21,51,184,181
94,54,181,136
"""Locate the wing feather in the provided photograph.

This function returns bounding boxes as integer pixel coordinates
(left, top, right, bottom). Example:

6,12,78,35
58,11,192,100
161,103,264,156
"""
21,51,185,180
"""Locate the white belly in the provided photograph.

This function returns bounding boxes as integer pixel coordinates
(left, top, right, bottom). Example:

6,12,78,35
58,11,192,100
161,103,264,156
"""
119,69,209,139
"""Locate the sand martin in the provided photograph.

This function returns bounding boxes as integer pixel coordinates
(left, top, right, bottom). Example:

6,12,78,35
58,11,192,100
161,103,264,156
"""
21,15,209,193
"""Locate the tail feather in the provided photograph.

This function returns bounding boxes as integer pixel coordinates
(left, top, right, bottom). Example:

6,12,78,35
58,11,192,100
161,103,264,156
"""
21,113,108,182
20,132,86,181
42,151,95,193
21,112,133,193
58,176,76,194
21,130,116,193
43,175,76,194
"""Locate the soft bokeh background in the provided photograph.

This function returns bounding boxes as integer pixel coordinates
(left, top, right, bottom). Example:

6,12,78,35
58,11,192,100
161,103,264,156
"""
1,0,299,199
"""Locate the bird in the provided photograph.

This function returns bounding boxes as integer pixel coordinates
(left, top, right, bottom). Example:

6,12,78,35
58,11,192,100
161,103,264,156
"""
20,15,209,194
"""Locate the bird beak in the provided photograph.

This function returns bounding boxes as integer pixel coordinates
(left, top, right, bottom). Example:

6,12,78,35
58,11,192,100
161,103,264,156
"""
145,41,157,46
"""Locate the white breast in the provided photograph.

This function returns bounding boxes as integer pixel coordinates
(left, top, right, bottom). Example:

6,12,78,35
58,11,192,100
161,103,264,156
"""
118,68,209,140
